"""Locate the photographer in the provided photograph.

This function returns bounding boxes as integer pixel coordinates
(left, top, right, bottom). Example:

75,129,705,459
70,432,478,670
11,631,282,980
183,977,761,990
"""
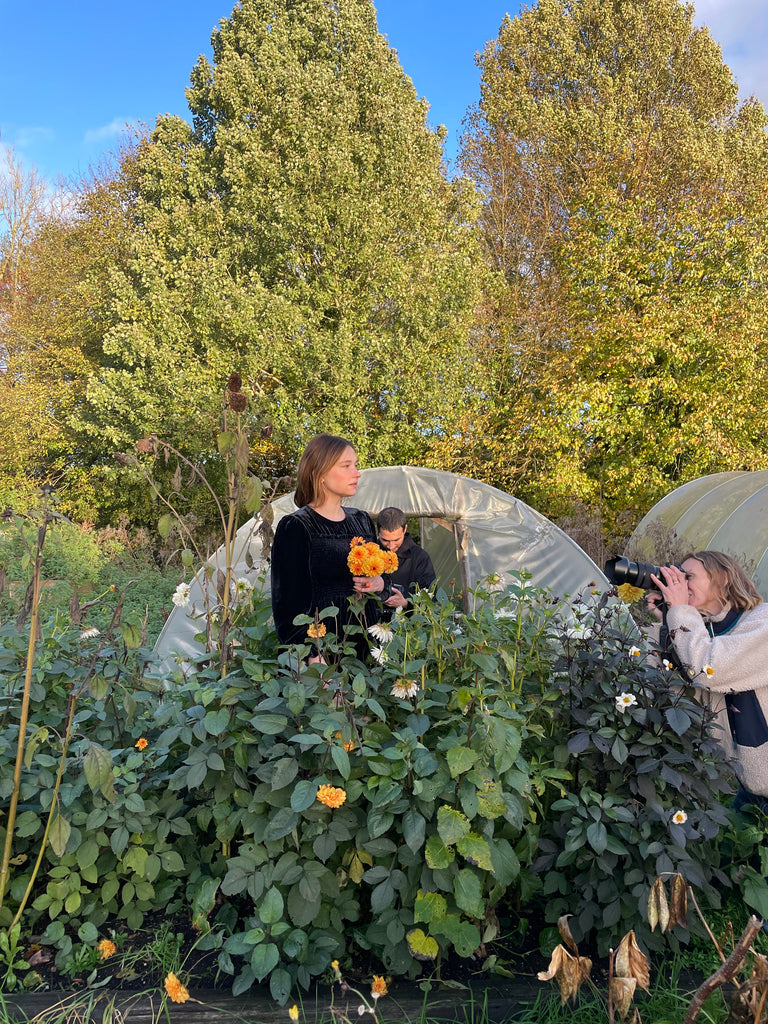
648,551,768,812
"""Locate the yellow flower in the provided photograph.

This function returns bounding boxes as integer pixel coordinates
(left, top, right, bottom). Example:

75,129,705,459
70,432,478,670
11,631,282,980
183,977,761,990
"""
616,582,645,603
164,973,190,1003
331,959,342,982
307,623,327,639
335,732,355,752
97,939,116,960
288,1005,299,1022
135,738,148,751
371,975,388,999
317,784,346,809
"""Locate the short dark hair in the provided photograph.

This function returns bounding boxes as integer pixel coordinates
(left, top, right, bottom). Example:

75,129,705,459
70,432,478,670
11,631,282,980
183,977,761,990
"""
294,434,354,508
378,507,407,532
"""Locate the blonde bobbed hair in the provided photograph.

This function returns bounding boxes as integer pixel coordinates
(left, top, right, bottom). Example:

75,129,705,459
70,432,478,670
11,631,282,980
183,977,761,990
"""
683,550,762,612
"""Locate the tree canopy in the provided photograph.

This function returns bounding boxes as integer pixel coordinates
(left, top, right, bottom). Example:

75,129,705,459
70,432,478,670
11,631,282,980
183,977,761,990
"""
74,0,484,477
452,0,768,527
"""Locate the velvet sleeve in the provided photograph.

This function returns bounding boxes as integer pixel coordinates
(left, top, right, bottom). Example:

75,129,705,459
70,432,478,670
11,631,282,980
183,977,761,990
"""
270,514,312,645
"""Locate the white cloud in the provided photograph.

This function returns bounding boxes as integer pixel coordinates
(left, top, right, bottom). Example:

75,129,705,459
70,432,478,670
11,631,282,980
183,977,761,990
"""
9,125,55,150
693,0,768,106
83,117,135,144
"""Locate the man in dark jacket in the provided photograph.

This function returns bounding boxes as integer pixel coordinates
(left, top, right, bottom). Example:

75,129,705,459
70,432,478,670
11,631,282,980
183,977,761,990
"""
378,507,436,617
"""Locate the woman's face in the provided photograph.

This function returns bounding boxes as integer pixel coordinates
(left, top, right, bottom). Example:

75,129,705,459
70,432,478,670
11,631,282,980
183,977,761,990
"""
681,557,724,615
321,446,360,500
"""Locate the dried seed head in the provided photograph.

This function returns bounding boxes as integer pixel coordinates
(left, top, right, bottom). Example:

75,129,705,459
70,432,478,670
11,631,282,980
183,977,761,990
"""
227,372,242,392
228,391,247,412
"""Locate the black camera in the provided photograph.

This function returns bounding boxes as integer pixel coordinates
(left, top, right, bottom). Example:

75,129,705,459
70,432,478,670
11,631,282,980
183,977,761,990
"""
604,557,682,592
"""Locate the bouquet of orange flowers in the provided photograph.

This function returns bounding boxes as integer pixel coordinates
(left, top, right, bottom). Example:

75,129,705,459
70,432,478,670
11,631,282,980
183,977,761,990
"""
347,536,398,577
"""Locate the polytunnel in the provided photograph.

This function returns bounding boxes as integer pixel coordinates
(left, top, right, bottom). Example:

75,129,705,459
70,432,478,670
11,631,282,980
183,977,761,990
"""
626,469,768,600
153,465,608,663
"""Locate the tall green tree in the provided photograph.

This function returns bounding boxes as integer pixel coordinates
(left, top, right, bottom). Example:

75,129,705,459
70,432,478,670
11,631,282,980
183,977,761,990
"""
77,0,484,473
453,0,768,527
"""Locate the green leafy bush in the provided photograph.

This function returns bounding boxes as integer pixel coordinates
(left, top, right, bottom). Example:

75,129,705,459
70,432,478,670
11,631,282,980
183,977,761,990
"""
530,588,737,954
0,573,760,1003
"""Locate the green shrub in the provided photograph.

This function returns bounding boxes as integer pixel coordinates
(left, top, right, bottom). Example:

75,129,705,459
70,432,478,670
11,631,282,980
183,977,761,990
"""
0,573,759,1004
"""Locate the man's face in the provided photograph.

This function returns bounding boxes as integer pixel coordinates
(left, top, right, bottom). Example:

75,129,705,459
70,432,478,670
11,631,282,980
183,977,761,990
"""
379,526,406,553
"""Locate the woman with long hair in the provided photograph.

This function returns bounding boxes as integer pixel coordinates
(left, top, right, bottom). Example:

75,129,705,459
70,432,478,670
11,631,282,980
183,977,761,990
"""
651,551,768,810
270,434,387,660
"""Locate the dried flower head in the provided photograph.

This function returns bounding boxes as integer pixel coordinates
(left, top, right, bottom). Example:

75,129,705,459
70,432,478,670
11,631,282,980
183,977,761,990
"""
317,785,347,809
135,437,155,455
164,973,190,1003
97,939,116,960
79,627,101,641
228,391,247,412
227,372,242,392
391,679,419,700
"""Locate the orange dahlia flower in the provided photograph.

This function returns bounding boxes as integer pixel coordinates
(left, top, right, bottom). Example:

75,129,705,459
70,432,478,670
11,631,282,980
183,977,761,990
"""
317,784,347,809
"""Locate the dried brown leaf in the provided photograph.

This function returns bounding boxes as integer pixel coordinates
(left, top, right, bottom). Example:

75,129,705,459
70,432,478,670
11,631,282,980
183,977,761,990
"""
537,945,592,1005
669,873,687,928
648,876,670,933
610,976,637,1021
557,914,580,956
614,931,650,993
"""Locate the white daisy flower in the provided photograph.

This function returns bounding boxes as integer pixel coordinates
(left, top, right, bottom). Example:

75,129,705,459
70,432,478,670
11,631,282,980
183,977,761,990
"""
370,646,388,664
629,646,640,657
615,692,638,712
662,658,672,671
79,627,101,640
235,577,254,596
368,622,394,643
671,810,688,825
390,679,419,699
172,582,192,608
703,664,714,677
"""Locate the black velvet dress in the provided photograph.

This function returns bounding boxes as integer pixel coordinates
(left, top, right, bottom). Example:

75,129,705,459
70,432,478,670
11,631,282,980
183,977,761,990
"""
270,505,381,649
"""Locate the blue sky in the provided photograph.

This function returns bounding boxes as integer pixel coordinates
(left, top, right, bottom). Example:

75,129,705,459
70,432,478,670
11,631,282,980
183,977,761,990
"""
1,0,766,185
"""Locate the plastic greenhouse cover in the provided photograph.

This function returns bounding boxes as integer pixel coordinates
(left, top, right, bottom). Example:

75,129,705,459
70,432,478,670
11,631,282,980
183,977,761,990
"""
153,465,608,665
630,469,768,600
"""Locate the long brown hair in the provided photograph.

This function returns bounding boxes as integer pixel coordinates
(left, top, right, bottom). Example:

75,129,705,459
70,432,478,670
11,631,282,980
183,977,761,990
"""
683,550,763,612
294,433,354,508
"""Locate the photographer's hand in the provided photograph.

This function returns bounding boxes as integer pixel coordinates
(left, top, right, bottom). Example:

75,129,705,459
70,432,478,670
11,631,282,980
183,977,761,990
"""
651,565,689,607
646,591,664,621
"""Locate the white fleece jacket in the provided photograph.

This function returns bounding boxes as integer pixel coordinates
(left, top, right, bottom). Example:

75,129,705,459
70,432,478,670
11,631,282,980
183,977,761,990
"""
663,602,768,797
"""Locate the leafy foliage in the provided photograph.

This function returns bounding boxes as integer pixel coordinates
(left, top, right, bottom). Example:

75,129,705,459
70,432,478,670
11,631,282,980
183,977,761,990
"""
451,0,768,528
73,0,484,478
1,566,760,1000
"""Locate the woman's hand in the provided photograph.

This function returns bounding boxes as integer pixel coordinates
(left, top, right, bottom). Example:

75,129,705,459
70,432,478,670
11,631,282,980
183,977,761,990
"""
308,654,328,665
645,591,664,621
384,589,408,610
650,565,689,608
353,575,384,594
